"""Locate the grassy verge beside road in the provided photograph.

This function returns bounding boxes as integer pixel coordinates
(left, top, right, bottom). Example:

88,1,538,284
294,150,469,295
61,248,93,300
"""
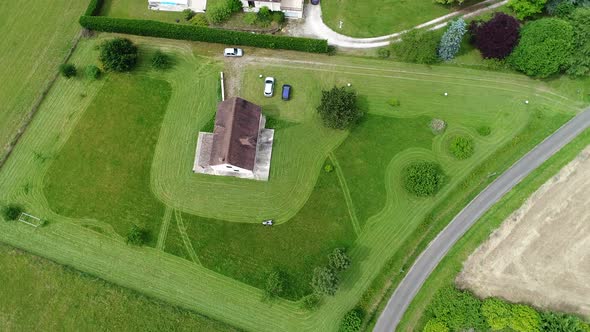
396,127,590,331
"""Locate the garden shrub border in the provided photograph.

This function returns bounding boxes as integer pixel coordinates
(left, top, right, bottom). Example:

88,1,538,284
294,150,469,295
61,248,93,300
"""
79,0,328,53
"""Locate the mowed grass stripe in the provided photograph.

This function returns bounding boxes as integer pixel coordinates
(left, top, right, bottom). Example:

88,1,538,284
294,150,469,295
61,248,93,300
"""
174,210,201,265
156,207,173,250
0,0,87,153
329,153,361,235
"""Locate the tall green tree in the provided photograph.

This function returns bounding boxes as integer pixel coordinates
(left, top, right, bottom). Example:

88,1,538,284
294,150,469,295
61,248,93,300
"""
438,18,467,61
567,8,590,76
99,38,138,72
508,18,574,77
264,271,284,299
316,86,361,130
310,267,339,295
508,0,548,19
328,248,351,272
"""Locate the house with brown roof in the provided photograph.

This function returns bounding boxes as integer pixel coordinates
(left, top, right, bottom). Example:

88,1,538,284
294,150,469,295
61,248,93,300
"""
193,97,274,181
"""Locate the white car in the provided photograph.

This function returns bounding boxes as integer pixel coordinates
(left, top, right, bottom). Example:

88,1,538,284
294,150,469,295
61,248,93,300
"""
262,220,274,226
264,77,275,97
223,48,243,57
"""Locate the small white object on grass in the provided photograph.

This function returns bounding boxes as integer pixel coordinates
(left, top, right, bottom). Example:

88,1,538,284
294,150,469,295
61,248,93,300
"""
259,74,263,78
347,83,352,87
444,92,448,96
525,100,529,104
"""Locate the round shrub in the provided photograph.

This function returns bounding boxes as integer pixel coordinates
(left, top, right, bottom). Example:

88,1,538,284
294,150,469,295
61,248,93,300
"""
470,13,520,59
324,164,334,173
126,224,147,245
190,14,209,26
243,12,257,25
477,126,491,136
99,38,138,72
423,319,449,332
151,50,173,70
328,248,351,272
430,119,447,135
85,65,101,80
387,98,400,107
182,9,196,21
403,162,446,197
377,48,390,58
448,135,474,160
2,204,23,221
59,63,77,78
300,293,321,310
508,18,574,78
339,308,363,332
311,266,339,295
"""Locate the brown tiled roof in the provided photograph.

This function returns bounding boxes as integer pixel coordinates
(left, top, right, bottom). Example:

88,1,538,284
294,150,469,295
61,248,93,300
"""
209,97,262,171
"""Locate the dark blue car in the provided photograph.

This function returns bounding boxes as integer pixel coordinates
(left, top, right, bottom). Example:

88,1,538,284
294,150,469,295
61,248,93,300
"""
282,84,291,101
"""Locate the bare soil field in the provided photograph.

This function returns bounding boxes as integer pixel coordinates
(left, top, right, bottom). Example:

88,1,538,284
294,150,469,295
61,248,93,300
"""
457,146,590,318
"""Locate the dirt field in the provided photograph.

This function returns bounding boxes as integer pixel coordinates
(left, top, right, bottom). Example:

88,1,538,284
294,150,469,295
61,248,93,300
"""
457,146,590,319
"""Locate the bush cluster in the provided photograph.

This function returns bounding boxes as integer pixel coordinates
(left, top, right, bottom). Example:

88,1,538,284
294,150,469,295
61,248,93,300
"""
508,0,548,19
448,135,475,160
206,0,243,24
2,204,23,221
317,86,362,130
59,63,77,78
469,13,520,59
310,248,351,296
339,308,364,332
151,50,173,70
438,18,467,61
99,38,138,72
126,224,147,245
391,29,441,64
477,126,491,136
85,65,101,80
423,287,590,332
264,270,285,299
403,162,446,197
79,16,328,53
508,18,573,78
182,9,196,21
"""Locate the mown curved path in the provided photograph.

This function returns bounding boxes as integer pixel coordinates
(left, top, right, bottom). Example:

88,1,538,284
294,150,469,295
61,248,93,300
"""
373,107,590,332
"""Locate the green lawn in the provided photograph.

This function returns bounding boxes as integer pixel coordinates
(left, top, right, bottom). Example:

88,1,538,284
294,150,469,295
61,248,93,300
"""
0,34,586,332
397,128,590,331
321,0,483,37
43,74,171,245
166,167,356,300
0,0,88,160
0,244,237,332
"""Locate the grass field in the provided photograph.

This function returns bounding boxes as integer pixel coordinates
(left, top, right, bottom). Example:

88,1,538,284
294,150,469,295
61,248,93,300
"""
0,33,586,332
321,0,483,37
0,0,88,157
0,244,237,331
397,128,590,331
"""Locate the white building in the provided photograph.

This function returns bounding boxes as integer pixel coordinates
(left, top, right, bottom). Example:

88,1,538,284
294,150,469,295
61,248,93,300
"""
193,97,274,181
240,0,304,19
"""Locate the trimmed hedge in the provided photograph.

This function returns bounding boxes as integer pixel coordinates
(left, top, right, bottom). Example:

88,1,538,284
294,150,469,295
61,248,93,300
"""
85,0,104,16
79,16,328,53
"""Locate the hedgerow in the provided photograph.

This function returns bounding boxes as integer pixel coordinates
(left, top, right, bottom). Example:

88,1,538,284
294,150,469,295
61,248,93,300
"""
84,0,104,16
79,16,328,53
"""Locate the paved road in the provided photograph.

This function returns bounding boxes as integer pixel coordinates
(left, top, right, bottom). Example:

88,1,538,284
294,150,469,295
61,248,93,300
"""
288,0,507,48
373,108,590,332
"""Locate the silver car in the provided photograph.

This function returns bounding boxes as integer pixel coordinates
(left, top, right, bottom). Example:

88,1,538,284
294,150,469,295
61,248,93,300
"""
264,77,275,97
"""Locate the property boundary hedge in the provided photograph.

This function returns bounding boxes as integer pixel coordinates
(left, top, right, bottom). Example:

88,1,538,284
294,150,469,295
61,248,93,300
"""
79,16,328,53
85,0,104,16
